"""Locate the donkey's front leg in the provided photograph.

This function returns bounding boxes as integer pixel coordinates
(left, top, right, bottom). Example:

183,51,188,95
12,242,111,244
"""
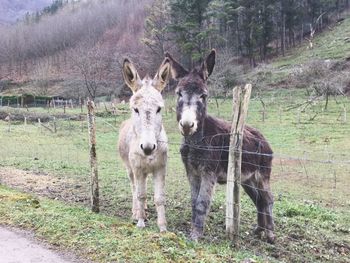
135,173,147,228
127,168,138,221
191,172,216,240
153,166,167,232
187,170,201,228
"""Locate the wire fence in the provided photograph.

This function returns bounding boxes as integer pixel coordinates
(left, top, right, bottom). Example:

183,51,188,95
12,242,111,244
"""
0,98,349,262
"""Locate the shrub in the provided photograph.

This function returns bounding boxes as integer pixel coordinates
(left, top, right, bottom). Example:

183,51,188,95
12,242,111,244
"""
209,50,245,98
295,60,350,96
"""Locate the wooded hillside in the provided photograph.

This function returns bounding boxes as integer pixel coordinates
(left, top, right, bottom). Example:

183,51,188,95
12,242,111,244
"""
0,0,349,99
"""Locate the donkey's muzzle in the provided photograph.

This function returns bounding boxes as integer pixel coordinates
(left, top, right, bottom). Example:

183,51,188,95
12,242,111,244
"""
179,121,195,136
140,143,156,156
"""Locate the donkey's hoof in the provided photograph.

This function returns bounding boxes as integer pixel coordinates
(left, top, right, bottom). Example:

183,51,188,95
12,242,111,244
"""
190,234,198,242
253,226,264,238
137,220,146,228
159,226,167,233
266,232,275,244
190,230,202,241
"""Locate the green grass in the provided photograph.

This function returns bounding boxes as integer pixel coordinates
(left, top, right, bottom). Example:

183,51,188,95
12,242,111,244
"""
272,17,350,69
0,185,255,263
0,90,350,262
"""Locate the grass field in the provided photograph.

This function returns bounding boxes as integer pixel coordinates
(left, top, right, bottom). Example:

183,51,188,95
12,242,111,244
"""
0,89,349,262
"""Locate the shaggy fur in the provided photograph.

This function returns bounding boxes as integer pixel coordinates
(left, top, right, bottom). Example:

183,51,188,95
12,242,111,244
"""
166,50,275,243
118,58,171,232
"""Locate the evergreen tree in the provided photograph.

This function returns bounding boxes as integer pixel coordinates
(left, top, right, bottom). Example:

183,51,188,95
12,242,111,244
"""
142,0,171,59
168,0,212,67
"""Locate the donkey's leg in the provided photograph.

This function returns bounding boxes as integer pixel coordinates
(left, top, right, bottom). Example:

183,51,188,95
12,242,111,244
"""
135,173,147,228
241,178,265,238
127,168,138,221
153,166,167,232
258,178,275,243
187,170,201,229
191,172,216,241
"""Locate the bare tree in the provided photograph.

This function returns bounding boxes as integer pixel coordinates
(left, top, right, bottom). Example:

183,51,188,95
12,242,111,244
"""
72,44,114,100
32,60,52,96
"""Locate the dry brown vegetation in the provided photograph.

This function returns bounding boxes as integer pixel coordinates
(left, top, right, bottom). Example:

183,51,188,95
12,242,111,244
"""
0,0,152,98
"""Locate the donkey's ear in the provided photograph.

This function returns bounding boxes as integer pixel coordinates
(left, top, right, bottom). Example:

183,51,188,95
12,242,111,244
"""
200,49,216,80
165,52,188,79
153,58,171,92
122,58,141,93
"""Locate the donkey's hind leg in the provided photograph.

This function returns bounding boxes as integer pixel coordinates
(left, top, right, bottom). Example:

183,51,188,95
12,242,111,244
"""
258,178,275,243
241,179,265,238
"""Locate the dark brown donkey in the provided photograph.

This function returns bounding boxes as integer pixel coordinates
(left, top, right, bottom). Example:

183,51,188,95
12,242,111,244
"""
165,50,275,243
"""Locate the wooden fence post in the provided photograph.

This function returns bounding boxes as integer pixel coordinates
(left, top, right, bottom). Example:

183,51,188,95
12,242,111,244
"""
7,115,11,132
279,106,282,123
87,99,100,213
343,106,347,123
38,118,42,133
80,98,83,113
53,117,57,133
226,84,252,243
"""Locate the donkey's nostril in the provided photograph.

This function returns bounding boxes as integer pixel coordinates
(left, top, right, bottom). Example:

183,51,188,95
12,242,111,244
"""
190,122,194,128
179,121,184,127
141,144,156,156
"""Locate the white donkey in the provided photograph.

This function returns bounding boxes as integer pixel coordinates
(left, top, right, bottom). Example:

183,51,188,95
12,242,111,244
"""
118,58,170,232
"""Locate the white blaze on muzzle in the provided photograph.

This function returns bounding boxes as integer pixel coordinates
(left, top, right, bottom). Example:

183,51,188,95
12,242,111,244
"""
179,103,198,136
139,129,157,155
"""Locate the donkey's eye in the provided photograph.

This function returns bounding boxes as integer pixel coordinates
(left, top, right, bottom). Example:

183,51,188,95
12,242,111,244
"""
156,107,161,113
177,91,182,97
200,94,207,100
133,108,139,114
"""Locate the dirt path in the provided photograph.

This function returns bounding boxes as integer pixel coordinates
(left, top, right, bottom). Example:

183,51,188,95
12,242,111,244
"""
0,226,84,263
0,167,88,204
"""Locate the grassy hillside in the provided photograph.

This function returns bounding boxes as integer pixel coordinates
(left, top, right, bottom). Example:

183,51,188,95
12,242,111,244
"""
246,16,350,91
274,18,350,67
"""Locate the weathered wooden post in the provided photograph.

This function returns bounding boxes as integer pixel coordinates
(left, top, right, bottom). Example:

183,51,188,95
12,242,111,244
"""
38,118,42,133
226,84,252,243
53,117,57,133
80,98,83,113
47,100,50,113
87,99,100,213
6,115,11,132
343,106,347,123
279,106,282,123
